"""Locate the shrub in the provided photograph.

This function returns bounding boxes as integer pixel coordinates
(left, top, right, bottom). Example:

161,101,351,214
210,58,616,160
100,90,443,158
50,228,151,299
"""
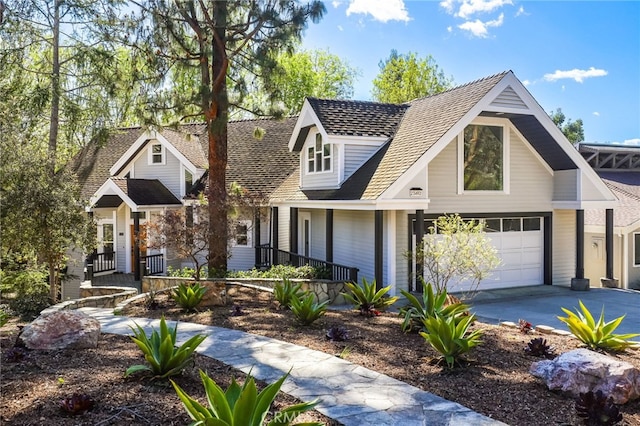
575,390,622,426
0,308,9,327
557,301,640,351
342,278,398,316
167,266,198,279
419,314,482,369
398,280,469,333
2,267,50,320
171,370,321,426
273,278,307,309
172,282,208,312
228,264,329,279
289,293,329,325
524,337,556,359
125,316,207,379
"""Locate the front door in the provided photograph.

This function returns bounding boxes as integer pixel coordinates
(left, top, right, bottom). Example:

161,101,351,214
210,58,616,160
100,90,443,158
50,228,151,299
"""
130,224,147,272
299,212,311,257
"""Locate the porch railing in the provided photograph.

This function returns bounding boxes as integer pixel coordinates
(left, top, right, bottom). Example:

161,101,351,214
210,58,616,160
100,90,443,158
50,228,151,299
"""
89,251,116,274
142,253,164,276
256,245,358,283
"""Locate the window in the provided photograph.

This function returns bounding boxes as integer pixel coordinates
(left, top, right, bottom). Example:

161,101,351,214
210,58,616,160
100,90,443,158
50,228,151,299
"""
502,218,521,232
523,217,541,231
184,169,193,194
101,223,114,260
634,233,640,267
307,133,331,173
233,220,252,247
150,143,164,164
462,124,504,191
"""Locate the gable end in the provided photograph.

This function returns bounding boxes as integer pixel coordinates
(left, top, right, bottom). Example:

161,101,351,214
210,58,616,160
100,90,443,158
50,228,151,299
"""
490,85,528,110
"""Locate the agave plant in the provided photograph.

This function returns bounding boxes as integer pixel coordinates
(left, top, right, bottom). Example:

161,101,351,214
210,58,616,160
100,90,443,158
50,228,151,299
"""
171,370,321,426
172,282,208,312
420,313,483,369
341,278,398,316
576,390,623,426
290,293,329,325
399,280,469,333
524,337,556,359
125,316,207,379
60,393,95,415
558,301,640,351
273,278,307,309
326,325,349,342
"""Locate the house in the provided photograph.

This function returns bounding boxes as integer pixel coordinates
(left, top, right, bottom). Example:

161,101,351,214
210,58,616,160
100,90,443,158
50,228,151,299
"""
268,71,617,294
67,118,298,300
581,143,640,289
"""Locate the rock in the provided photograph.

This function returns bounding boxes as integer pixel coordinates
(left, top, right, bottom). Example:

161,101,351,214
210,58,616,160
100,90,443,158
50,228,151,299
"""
19,310,101,350
199,281,227,307
530,348,640,404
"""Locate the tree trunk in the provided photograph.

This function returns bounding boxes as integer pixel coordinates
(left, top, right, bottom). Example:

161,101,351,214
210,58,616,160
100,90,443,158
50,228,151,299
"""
47,0,61,174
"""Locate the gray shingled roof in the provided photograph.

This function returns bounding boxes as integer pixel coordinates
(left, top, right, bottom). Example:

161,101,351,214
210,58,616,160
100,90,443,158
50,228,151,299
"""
272,72,508,201
112,178,182,206
306,98,408,137
586,171,640,228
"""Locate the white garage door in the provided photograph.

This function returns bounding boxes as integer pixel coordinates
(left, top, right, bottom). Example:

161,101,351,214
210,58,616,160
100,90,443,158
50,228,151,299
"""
416,217,544,292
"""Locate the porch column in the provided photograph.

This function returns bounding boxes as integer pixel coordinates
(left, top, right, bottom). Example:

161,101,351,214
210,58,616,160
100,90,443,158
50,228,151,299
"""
605,208,614,279
544,215,552,285
415,209,425,292
271,207,279,265
374,210,383,290
326,209,333,263
290,207,298,254
571,209,589,290
133,211,141,281
254,209,261,267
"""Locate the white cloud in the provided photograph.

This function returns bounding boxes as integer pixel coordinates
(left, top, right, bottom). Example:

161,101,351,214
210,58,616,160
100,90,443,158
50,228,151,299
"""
440,0,512,19
522,79,531,86
332,1,342,7
447,25,453,33
458,13,504,38
337,25,344,31
622,138,640,146
592,111,600,117
515,5,527,17
346,0,410,23
544,67,608,83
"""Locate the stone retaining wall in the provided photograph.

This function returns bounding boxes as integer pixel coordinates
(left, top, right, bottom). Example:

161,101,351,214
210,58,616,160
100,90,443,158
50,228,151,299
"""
42,281,138,314
141,276,348,304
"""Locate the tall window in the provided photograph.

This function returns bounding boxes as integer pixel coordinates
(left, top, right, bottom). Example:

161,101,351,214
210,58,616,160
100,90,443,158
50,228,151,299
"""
463,125,504,191
184,169,193,193
102,223,114,260
307,133,331,173
634,233,640,266
150,143,164,164
233,220,252,247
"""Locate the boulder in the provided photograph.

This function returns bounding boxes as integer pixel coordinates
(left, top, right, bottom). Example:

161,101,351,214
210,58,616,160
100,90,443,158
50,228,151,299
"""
530,348,640,404
18,310,101,350
199,281,228,307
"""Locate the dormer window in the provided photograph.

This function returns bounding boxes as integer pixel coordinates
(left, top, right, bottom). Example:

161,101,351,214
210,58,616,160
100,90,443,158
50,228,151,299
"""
149,142,165,165
307,133,331,173
458,122,509,193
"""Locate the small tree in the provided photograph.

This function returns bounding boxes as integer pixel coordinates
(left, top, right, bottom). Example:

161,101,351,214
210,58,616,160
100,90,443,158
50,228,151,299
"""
416,214,500,295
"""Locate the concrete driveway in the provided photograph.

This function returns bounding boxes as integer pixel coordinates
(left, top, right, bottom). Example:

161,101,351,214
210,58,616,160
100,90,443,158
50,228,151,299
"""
464,285,640,336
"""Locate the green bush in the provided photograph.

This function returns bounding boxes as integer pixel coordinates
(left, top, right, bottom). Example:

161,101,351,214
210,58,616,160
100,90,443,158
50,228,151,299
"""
171,370,321,426
228,264,328,279
420,314,483,369
167,266,198,278
0,308,9,327
125,316,207,379
273,278,307,309
172,282,208,312
341,278,398,316
290,293,329,325
399,280,469,333
558,300,640,351
1,267,50,320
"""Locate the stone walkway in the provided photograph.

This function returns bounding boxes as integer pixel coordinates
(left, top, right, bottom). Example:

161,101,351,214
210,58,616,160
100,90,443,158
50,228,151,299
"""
79,307,506,426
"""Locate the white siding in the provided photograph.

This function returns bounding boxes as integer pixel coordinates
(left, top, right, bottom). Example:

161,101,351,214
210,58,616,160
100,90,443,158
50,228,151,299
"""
299,131,339,189
344,144,378,181
427,130,553,213
62,246,84,300
489,86,528,110
278,207,291,252
553,170,578,201
229,246,255,271
580,172,606,201
133,146,182,198
309,209,326,259
334,210,375,283
629,228,640,289
553,210,576,286
393,164,428,200
116,207,127,272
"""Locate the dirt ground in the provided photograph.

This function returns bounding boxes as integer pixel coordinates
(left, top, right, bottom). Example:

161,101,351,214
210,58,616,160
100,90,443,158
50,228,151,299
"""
2,285,639,425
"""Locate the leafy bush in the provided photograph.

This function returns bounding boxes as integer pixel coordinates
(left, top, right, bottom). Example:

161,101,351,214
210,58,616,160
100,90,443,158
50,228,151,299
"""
576,390,623,426
229,264,328,279
524,337,556,359
125,316,207,379
398,280,469,333
342,278,398,316
273,278,307,309
0,308,9,327
167,266,198,279
172,282,208,312
289,293,329,325
171,369,321,426
557,301,640,351
2,267,50,320
419,314,483,369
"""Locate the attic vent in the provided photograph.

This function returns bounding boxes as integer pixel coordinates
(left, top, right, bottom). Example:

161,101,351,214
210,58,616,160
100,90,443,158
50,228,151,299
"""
490,86,528,110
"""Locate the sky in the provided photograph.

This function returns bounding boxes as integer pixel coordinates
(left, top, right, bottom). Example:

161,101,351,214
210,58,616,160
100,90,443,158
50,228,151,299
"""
300,0,640,145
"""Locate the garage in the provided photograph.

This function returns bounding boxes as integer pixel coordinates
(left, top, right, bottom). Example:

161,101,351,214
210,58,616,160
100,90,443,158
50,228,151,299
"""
411,216,545,293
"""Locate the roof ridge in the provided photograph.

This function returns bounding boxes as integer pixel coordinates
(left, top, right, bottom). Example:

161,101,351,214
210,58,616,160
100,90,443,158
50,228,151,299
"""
407,70,510,104
307,97,406,108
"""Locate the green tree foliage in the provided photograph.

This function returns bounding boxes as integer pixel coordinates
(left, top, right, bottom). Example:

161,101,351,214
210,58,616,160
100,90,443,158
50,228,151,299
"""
124,1,325,277
372,50,453,104
550,108,585,145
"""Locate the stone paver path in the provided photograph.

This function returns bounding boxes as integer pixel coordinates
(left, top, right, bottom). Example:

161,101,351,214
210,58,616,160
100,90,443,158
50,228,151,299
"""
79,307,506,426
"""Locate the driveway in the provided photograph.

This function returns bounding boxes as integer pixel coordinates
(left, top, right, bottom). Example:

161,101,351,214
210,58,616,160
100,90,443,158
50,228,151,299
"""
464,285,640,336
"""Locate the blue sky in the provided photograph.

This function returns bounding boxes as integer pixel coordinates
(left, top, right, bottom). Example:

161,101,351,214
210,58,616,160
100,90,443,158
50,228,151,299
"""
300,1,640,145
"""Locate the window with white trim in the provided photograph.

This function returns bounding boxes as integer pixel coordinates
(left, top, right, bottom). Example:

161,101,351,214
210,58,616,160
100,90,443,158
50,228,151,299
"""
459,124,507,192
233,220,252,247
634,233,640,267
149,142,165,165
307,133,331,173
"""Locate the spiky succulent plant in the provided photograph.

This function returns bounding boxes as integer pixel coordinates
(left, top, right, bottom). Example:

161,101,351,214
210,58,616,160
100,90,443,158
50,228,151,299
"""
524,337,556,359
518,318,533,334
60,393,95,415
326,325,349,342
575,390,622,426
